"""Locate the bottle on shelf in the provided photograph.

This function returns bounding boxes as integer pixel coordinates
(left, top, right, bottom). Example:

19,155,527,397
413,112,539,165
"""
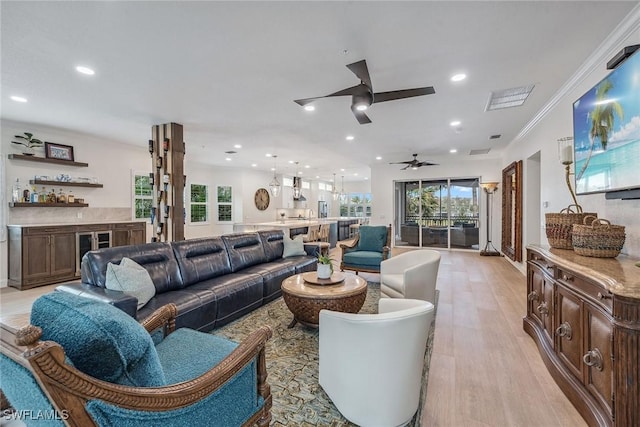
67,190,75,204
30,186,38,203
12,179,21,203
23,187,30,203
57,189,67,203
39,187,47,203
47,189,57,203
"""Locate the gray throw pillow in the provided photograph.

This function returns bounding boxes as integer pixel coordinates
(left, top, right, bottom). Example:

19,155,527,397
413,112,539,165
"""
105,257,156,309
283,234,306,258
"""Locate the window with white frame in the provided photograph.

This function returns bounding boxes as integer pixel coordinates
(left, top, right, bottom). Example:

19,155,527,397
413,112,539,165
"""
133,173,153,219
217,185,233,222
339,192,372,217
190,183,208,223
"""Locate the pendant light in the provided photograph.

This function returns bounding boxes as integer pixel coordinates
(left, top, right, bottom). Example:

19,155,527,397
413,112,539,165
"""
269,155,281,197
339,175,347,204
293,162,301,199
332,173,339,201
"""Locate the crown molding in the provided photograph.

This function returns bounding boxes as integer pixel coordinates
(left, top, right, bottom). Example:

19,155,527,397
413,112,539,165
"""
514,4,640,142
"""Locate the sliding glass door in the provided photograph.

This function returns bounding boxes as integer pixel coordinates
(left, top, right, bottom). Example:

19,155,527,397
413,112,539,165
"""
395,177,479,250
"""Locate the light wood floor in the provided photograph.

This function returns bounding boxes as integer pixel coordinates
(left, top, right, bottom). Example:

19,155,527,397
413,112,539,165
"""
0,248,586,426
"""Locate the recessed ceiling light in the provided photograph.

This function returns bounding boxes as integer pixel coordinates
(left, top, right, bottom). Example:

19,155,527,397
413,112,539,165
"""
451,73,466,82
375,156,382,160
353,173,358,176
10,95,27,103
450,149,458,153
76,66,95,75
316,175,320,179
364,177,368,180
304,165,310,168
288,160,294,164
266,153,272,157
271,167,275,171
225,157,232,161
304,105,315,111
234,144,242,149
450,120,461,127
251,163,257,167
298,171,303,175
340,168,345,172
346,135,354,141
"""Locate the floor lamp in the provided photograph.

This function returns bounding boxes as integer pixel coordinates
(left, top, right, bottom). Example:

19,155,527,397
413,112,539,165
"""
480,181,500,256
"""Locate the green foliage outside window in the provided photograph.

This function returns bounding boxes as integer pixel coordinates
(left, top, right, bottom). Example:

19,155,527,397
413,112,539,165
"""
190,184,208,223
134,175,153,219
217,186,233,222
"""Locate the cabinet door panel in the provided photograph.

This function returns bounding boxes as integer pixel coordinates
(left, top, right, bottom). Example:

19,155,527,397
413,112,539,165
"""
50,233,76,276
584,304,613,417
23,235,51,280
528,266,544,326
556,285,583,379
129,228,145,245
542,275,555,342
112,229,130,247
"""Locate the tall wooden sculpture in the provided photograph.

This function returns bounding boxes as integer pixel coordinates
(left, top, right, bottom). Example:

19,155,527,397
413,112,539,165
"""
149,123,185,242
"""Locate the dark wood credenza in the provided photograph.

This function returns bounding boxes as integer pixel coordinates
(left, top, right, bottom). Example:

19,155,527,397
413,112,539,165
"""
8,222,146,290
524,245,640,427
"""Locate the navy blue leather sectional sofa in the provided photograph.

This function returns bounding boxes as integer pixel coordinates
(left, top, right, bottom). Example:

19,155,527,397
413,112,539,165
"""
58,230,317,332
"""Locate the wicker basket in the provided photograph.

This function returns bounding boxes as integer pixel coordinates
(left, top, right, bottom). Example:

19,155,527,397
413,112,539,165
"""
545,205,597,249
572,216,626,258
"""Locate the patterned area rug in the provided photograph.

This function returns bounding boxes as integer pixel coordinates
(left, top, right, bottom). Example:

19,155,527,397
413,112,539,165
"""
217,282,436,426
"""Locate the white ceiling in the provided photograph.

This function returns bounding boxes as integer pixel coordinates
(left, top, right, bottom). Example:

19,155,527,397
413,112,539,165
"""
1,1,636,182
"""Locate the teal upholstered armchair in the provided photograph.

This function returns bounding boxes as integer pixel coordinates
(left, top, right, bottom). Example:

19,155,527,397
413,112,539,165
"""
0,292,272,427
340,224,392,274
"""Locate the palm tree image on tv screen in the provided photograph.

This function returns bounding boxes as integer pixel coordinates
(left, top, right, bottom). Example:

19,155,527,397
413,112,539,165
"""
573,50,640,195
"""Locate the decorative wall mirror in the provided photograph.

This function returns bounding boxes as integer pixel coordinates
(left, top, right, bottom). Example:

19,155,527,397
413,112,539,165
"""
501,160,522,262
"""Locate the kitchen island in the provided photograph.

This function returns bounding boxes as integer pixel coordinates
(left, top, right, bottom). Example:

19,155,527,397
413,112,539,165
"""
233,219,338,247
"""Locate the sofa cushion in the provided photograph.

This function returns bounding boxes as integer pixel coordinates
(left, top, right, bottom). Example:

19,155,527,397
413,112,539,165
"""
282,234,306,258
357,226,388,252
30,292,166,387
137,289,217,333
82,242,184,294
257,229,285,261
105,257,156,309
221,233,268,272
171,237,232,286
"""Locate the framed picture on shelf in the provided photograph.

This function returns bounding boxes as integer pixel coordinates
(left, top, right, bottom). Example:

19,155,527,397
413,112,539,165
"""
45,142,75,161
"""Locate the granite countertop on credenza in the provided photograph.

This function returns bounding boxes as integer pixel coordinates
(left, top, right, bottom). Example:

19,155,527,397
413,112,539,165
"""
527,244,640,299
7,220,147,227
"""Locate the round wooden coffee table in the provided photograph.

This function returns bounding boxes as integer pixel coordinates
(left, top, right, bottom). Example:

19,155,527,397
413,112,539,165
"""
281,272,367,328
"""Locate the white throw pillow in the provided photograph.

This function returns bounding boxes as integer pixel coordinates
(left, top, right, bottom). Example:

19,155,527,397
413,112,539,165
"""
283,234,306,258
105,257,156,309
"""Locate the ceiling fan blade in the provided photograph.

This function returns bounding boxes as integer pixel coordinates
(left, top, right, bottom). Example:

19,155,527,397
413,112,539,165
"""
373,86,435,103
417,161,438,167
346,60,372,89
389,160,412,164
401,164,411,170
294,97,321,107
350,105,372,124
327,84,363,97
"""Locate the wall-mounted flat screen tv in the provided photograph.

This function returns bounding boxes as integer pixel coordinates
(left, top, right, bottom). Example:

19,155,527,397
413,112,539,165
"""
573,49,640,195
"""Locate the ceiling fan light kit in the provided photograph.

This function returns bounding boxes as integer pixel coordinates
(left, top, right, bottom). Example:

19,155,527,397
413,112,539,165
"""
294,59,435,124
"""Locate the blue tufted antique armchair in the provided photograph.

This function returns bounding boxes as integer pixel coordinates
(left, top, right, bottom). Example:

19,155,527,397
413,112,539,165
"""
0,291,272,427
340,224,391,274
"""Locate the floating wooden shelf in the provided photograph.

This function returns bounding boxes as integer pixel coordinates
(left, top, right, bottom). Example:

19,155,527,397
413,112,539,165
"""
9,202,89,208
29,179,103,188
8,154,89,167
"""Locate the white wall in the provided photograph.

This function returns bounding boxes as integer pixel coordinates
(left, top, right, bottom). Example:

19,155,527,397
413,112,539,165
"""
502,25,640,263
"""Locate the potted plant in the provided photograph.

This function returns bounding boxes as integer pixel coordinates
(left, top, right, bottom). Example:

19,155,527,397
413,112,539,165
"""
12,132,43,156
317,253,334,279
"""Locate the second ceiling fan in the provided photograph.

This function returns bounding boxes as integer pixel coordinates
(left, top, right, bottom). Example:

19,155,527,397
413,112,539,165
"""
294,59,435,124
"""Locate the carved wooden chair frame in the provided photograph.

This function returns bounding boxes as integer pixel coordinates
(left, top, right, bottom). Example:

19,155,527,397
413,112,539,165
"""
1,304,273,427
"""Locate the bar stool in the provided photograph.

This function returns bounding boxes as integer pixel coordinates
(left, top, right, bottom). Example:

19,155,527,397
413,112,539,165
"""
302,224,320,242
318,223,330,243
349,223,360,239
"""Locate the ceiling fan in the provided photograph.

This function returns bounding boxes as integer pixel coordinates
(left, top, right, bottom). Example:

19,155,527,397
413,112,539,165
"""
294,59,435,124
390,154,438,170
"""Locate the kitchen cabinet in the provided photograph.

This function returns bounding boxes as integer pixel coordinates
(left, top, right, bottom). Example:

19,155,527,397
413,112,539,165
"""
112,222,146,247
524,246,639,427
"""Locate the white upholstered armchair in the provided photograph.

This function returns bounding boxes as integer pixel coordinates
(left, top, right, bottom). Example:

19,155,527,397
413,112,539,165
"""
380,249,441,303
319,298,435,427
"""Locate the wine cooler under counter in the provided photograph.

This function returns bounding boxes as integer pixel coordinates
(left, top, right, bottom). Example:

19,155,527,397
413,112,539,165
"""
7,222,146,290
